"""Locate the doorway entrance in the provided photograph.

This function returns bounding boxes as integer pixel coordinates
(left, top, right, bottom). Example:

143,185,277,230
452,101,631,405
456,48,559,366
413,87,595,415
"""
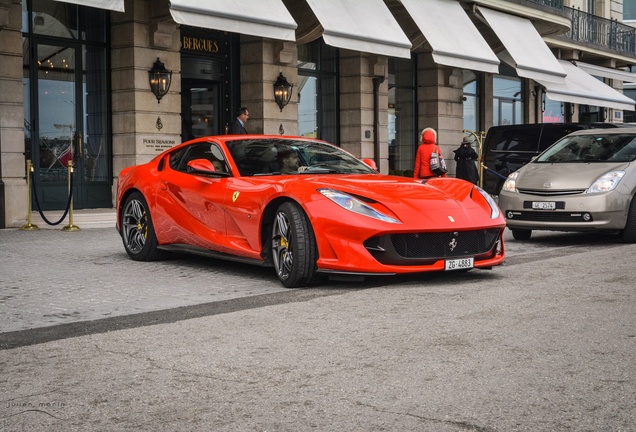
23,2,111,211
181,55,224,140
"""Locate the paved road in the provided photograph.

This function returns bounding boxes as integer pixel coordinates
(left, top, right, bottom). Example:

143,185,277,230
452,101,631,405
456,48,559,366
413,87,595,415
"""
1,227,634,431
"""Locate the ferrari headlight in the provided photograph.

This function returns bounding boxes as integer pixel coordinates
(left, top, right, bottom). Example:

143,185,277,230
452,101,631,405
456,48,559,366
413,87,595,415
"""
475,186,500,219
318,188,400,224
587,170,625,193
501,171,519,193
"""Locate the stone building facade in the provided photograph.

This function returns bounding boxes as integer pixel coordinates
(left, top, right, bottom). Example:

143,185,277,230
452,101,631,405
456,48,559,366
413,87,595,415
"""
1,0,635,228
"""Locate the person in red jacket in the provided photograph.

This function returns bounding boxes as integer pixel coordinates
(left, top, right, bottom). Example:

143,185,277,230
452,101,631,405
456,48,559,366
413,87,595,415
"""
413,127,446,179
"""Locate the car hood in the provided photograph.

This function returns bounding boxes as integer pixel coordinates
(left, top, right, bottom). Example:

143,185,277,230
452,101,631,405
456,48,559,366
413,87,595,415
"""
516,161,632,190
305,174,466,207
287,174,498,228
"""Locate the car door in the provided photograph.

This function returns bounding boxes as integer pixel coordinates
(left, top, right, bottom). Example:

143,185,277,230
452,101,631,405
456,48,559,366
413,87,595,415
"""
157,142,231,251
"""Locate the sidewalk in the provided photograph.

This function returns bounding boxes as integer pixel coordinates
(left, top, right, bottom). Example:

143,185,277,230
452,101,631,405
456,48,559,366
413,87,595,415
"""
18,208,117,230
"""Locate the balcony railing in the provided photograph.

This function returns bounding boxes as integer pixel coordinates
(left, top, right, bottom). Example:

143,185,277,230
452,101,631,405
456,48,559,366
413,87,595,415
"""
563,7,636,56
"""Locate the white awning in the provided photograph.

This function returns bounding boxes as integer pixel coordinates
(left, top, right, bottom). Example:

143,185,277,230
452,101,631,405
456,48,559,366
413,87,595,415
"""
536,60,635,111
53,0,124,12
398,0,499,73
573,61,636,83
304,0,412,58
477,7,566,83
169,0,297,42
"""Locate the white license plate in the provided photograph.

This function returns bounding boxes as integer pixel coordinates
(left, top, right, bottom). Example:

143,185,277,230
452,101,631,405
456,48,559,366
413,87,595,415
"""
445,257,474,271
532,201,556,210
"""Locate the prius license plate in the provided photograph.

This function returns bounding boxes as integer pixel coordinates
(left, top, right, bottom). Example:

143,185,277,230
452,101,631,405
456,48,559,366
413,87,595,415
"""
532,201,556,210
445,257,474,271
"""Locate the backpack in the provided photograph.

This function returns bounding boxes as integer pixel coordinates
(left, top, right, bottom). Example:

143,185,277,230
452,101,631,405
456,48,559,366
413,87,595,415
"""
430,147,447,176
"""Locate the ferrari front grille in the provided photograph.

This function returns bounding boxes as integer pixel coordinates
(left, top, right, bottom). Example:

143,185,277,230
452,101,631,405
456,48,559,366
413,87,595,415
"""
364,229,501,265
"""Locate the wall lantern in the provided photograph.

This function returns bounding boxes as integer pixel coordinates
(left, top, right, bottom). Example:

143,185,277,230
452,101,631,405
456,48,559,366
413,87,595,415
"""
273,72,293,111
148,58,172,103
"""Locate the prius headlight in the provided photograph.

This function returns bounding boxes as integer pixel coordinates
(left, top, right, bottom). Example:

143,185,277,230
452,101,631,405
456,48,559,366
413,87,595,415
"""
474,186,500,219
587,170,625,193
318,188,400,224
501,171,519,193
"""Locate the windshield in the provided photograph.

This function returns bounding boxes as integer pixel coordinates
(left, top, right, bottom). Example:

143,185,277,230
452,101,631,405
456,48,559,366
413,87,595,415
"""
536,134,636,163
226,138,377,176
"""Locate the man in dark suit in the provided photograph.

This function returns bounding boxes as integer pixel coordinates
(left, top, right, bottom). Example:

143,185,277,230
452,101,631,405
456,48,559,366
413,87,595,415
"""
228,107,249,134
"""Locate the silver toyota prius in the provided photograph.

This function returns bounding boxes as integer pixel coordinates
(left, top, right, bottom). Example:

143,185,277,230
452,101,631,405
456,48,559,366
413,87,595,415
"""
498,128,636,242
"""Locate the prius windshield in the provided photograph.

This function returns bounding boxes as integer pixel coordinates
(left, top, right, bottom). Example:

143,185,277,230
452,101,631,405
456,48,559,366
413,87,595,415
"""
536,134,636,163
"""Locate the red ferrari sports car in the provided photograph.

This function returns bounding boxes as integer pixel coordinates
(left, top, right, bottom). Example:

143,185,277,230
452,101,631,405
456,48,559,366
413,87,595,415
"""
116,135,506,288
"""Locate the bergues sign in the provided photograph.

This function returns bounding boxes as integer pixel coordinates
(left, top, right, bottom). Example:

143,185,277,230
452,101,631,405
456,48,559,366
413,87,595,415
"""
181,36,220,54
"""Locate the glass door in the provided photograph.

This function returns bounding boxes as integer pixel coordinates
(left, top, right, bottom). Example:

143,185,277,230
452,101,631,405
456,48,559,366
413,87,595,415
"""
181,81,220,140
31,41,111,210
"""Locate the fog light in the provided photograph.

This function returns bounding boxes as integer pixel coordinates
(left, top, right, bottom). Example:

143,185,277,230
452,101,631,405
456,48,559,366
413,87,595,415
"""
583,213,592,222
507,211,514,219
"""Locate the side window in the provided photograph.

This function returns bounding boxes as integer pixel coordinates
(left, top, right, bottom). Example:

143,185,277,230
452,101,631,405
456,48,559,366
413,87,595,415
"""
170,143,229,173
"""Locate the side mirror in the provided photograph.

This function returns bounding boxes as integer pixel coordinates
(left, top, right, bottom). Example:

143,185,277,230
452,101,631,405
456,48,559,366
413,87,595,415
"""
362,158,378,170
187,158,216,174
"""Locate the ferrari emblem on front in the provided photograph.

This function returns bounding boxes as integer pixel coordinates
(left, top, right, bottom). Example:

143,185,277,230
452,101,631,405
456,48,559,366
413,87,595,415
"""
232,191,240,202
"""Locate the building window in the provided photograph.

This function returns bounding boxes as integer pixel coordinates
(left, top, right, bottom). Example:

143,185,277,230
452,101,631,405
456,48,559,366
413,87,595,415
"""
543,98,565,123
298,40,338,143
22,0,111,210
625,0,636,21
493,69,523,126
388,57,416,176
463,71,480,132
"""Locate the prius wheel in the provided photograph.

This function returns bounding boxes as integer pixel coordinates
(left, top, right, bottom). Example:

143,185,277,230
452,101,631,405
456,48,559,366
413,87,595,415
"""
121,191,165,261
511,228,532,241
621,197,636,243
271,202,318,288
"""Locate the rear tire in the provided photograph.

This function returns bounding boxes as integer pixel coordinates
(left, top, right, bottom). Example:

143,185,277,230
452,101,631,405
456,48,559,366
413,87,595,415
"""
271,202,318,288
621,197,636,243
511,228,532,241
121,191,166,261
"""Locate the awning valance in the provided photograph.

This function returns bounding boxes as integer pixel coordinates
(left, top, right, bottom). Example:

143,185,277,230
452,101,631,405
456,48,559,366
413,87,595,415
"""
573,62,636,83
53,0,124,12
169,0,297,42
304,0,412,58
536,60,636,111
398,0,499,73
477,7,566,83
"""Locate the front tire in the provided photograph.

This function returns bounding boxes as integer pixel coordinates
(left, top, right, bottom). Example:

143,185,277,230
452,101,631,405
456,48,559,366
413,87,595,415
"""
271,202,318,288
511,228,532,241
621,197,636,243
121,191,166,261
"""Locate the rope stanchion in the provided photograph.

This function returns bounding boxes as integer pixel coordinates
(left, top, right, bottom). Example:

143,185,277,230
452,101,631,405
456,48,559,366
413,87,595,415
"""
20,159,39,231
29,160,77,229
61,161,80,232
481,163,509,180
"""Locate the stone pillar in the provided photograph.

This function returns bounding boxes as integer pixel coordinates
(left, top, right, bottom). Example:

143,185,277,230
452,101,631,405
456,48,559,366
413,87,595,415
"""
340,51,389,172
110,0,179,201
0,0,25,227
417,53,464,177
239,37,298,136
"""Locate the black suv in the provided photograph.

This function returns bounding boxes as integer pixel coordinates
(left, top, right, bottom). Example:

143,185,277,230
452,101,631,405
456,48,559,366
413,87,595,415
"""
481,123,622,195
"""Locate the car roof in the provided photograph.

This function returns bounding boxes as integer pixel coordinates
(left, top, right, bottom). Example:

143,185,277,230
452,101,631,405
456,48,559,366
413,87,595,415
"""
565,127,636,136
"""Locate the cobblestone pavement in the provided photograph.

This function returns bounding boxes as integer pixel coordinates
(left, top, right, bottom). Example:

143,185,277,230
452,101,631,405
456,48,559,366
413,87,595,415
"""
0,226,289,333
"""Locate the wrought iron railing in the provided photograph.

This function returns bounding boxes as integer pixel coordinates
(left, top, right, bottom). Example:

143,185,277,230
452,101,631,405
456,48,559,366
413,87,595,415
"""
563,7,636,55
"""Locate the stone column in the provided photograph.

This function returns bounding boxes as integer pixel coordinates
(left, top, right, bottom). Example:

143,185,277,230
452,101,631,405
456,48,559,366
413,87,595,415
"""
0,0,25,227
110,0,179,202
417,53,464,177
340,51,389,172
239,37,298,136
